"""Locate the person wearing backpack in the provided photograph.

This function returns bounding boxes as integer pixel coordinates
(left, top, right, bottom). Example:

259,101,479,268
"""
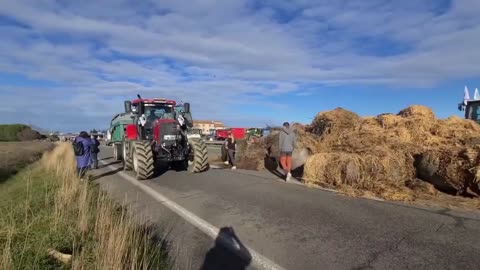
73,131,94,179
90,135,100,169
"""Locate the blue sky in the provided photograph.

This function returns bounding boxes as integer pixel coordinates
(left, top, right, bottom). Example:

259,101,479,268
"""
0,0,479,132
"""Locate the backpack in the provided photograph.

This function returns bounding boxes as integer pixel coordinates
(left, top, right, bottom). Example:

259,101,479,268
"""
90,142,99,153
73,140,85,156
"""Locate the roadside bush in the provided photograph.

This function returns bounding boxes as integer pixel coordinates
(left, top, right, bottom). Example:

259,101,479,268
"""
0,124,41,141
17,127,41,141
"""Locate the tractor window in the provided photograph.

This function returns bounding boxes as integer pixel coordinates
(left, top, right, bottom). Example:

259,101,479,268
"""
466,103,480,123
475,106,480,123
175,105,193,123
145,105,175,120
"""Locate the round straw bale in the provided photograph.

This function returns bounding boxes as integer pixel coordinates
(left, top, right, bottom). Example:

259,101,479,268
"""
236,142,267,170
304,151,414,193
377,114,404,128
360,117,383,132
414,147,480,196
398,105,435,120
394,127,413,143
433,116,480,144
310,108,360,136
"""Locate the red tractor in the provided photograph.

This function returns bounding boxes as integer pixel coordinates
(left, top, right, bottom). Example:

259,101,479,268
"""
121,95,209,179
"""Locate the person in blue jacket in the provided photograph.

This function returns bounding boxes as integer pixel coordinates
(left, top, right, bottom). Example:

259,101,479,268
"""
73,131,94,179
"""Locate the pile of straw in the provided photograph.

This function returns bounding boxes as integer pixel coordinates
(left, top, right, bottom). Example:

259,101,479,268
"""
304,105,480,201
240,104,480,205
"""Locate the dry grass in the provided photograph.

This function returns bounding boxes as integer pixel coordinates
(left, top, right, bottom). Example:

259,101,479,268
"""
0,143,169,269
0,141,54,182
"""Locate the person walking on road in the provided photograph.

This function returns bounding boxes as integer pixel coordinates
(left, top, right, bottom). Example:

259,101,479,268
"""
73,131,94,180
226,133,237,170
279,122,296,181
90,135,100,169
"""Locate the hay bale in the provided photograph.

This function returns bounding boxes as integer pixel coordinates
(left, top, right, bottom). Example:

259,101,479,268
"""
398,105,435,120
414,148,480,197
303,152,415,200
310,108,360,136
394,127,413,143
236,141,266,170
377,114,403,128
360,117,383,132
234,139,248,163
432,116,480,145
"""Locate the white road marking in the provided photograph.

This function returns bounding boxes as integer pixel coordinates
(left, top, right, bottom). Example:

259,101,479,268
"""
99,160,286,270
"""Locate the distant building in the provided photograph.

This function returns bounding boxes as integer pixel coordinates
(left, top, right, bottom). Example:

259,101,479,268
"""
193,120,225,135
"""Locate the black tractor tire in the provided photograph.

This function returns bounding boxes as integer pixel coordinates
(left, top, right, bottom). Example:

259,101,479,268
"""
123,140,133,171
221,143,228,162
113,143,122,161
189,139,209,173
132,141,155,180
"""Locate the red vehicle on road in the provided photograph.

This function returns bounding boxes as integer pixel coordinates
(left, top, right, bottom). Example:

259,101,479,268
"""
215,128,246,140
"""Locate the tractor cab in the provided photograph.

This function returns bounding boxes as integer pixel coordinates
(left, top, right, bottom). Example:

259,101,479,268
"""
125,98,178,140
458,87,480,124
124,97,193,140
459,99,480,124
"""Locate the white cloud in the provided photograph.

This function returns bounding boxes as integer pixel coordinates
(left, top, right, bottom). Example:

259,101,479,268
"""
0,0,479,130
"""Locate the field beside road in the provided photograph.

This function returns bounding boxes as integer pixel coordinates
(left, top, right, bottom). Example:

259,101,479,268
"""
0,141,54,182
0,143,169,269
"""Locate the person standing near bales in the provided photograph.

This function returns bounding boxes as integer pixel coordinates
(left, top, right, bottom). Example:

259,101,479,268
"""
72,131,94,180
279,122,296,181
90,135,100,169
226,133,237,170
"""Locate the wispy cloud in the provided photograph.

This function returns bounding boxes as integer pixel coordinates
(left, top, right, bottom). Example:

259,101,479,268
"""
0,0,479,130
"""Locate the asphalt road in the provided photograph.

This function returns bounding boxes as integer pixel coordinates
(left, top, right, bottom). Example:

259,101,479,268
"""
94,146,480,270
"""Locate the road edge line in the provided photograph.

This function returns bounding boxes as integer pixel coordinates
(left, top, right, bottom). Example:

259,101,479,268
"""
99,160,285,270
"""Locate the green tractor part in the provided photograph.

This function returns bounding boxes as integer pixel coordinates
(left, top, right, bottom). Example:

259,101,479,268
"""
246,128,264,141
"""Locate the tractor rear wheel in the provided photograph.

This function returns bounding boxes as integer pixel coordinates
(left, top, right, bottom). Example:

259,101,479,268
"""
132,141,155,180
221,143,228,162
113,143,122,161
189,139,209,173
123,140,133,171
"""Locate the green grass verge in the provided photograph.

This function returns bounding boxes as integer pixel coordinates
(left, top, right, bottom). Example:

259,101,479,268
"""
0,167,69,269
0,163,170,269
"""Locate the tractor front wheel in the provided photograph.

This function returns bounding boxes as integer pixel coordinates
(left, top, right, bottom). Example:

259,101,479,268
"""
123,140,133,171
132,141,155,180
113,143,122,161
188,139,209,173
